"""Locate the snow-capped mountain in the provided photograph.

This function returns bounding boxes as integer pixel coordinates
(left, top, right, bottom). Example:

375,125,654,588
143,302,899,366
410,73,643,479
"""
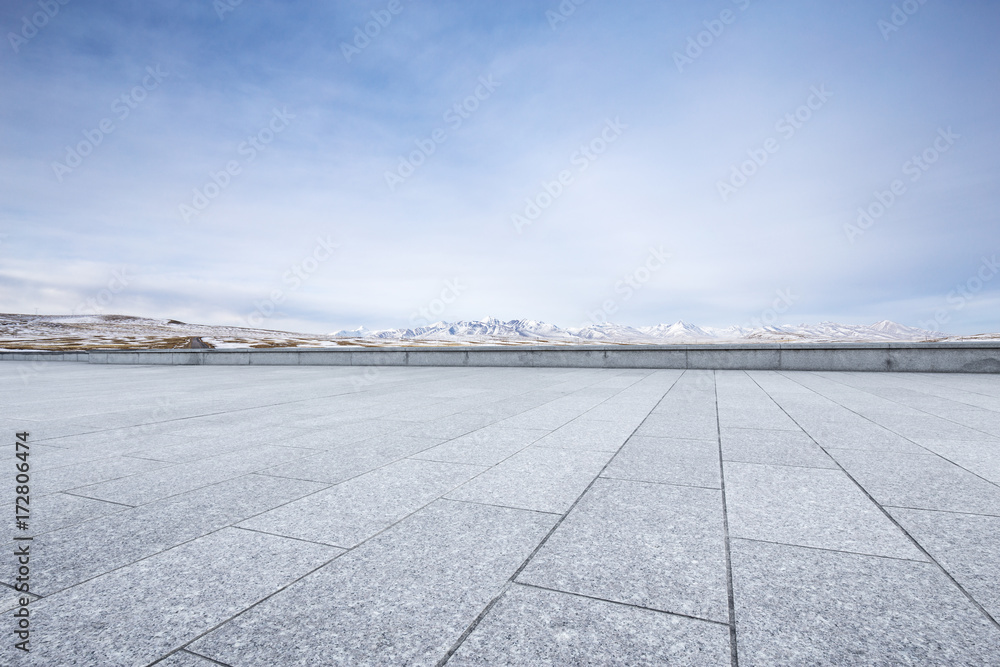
1,313,971,351
331,317,948,344
638,321,715,339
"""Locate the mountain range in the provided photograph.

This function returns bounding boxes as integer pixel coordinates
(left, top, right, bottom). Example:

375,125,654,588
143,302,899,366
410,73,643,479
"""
330,317,946,344
5,313,994,351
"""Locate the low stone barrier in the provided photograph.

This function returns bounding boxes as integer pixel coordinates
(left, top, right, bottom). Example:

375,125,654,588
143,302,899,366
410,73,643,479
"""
2,343,999,372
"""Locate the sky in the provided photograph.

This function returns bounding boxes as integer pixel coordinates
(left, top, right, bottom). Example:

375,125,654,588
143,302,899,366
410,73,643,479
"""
1,0,998,335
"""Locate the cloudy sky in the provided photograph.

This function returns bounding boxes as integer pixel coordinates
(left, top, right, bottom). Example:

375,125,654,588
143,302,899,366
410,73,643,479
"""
1,0,998,335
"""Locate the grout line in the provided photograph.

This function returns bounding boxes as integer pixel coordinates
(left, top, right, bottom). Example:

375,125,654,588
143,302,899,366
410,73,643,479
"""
513,580,732,627
788,371,1000,491
880,504,1000,519
60,491,136,508
435,370,685,666
731,536,931,564
751,372,1000,632
716,371,740,667
597,474,721,491
438,496,564,517
230,525,348,549
146,647,235,667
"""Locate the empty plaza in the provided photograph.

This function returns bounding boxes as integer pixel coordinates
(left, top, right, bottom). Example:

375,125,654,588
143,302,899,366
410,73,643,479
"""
3,362,1000,665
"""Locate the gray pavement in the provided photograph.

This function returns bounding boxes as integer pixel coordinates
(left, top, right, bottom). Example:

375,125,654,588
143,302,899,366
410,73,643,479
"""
2,363,1000,665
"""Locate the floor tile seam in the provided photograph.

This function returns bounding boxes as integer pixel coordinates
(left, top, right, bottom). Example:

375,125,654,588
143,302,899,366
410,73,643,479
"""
66,458,304,507
511,580,734,628
719,458,839,471
715,371,740,667
43,462,184,500
729,536,931,564
58,473,336,541
147,647,235,666
880,504,1000,519
25,523,264,599
718,426,803,433
0,581,45,601
800,371,1000,440
436,496,564,518
838,371,1000,414
230,525,349,550
754,374,1000,631
435,369,686,666
597,474,721,491
414,377,617,450
898,373,1000,401
787,371,1000,492
819,447,1000,630
530,442,621,455
172,546,349,662
31,371,470,441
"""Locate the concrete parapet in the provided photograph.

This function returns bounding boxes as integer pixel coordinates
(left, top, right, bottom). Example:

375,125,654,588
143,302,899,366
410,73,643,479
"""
2,343,1000,372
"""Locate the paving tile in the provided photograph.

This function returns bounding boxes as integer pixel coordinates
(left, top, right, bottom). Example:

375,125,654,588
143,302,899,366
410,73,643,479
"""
531,418,637,453
292,416,413,443
517,478,729,622
633,413,719,441
33,455,174,496
0,528,340,666
190,499,556,666
449,583,731,666
917,439,1000,486
717,403,800,431
499,408,585,431
16,492,126,535
793,419,925,453
413,425,548,466
4,473,327,595
865,413,991,442
263,434,441,483
724,462,924,560
399,412,499,439
447,447,612,514
154,650,221,666
720,427,836,468
890,507,1000,621
240,458,484,547
0,590,38,614
828,449,1000,516
730,538,1000,665
603,436,720,488
70,444,317,505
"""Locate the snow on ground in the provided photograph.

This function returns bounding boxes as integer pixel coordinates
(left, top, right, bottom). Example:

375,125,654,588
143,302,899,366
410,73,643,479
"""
2,313,992,351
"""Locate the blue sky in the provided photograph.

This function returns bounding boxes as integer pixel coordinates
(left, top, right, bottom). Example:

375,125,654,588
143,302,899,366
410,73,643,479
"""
1,0,998,334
